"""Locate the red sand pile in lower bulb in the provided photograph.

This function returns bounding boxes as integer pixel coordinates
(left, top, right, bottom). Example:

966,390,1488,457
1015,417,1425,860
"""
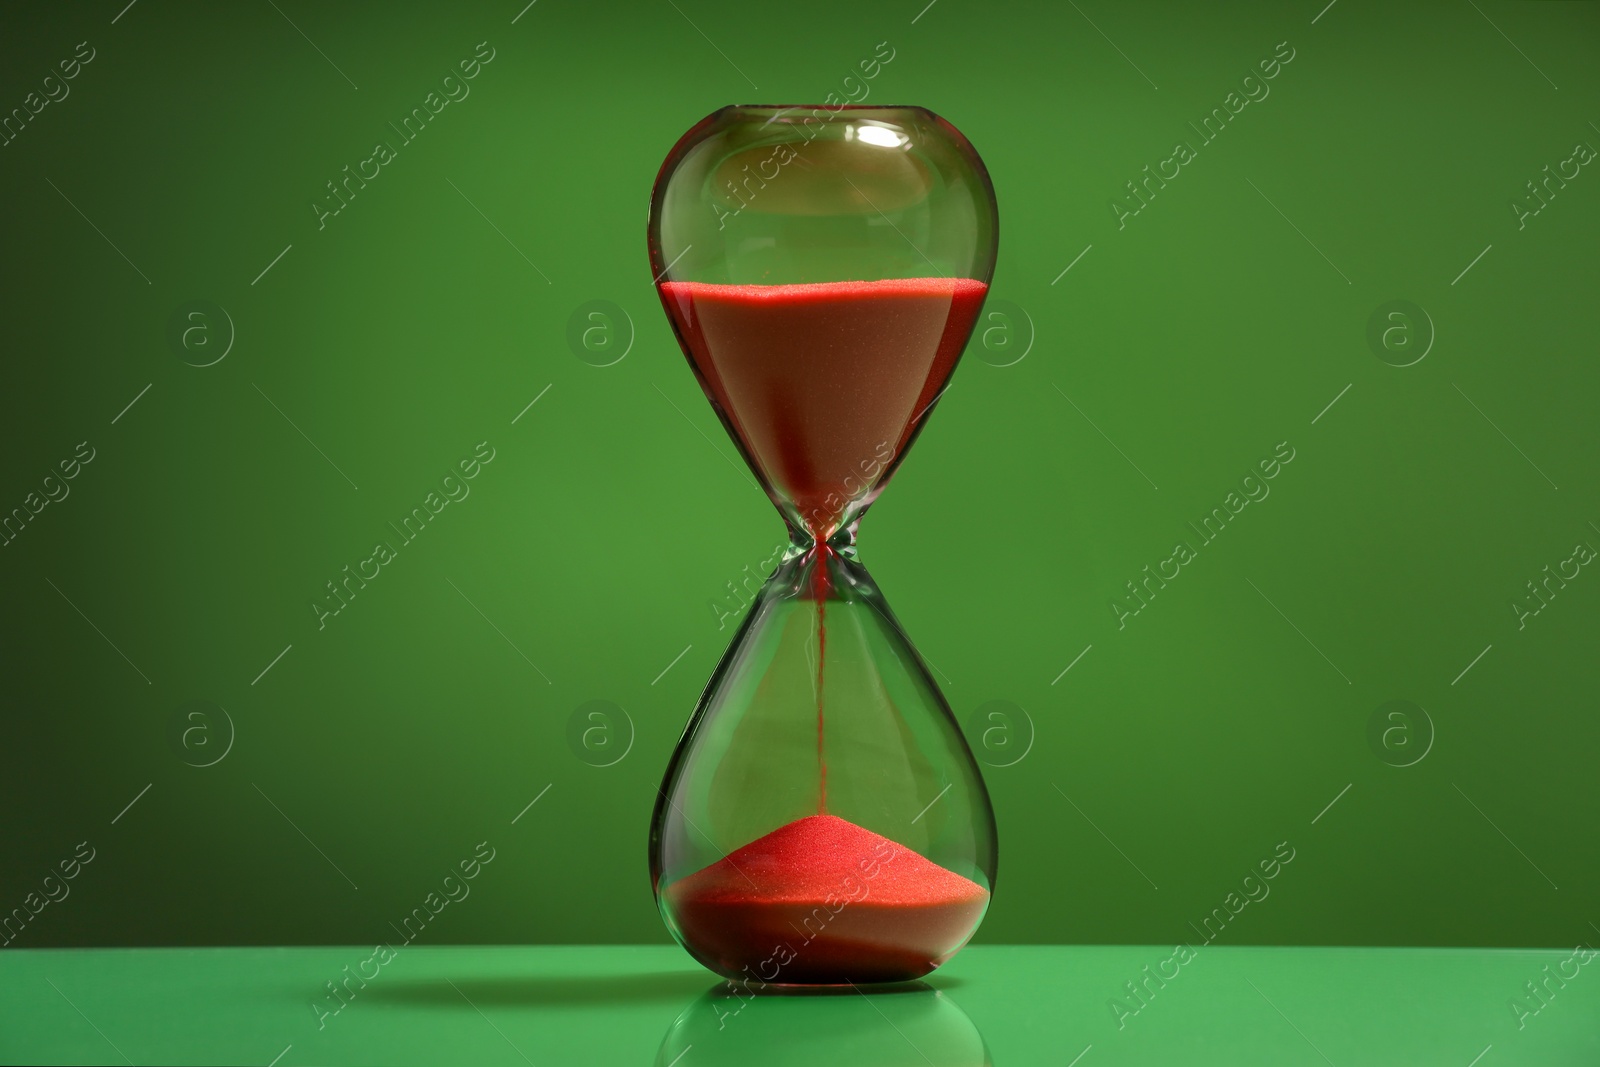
664,814,989,984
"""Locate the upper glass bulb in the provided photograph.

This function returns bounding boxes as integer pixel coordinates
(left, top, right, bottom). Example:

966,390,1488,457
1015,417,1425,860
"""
648,105,999,545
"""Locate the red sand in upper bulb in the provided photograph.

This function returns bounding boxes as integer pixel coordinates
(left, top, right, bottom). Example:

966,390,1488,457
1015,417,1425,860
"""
664,814,989,984
657,277,987,541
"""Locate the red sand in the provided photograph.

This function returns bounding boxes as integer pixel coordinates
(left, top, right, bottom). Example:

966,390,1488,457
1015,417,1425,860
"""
658,278,988,541
657,279,989,980
664,814,989,984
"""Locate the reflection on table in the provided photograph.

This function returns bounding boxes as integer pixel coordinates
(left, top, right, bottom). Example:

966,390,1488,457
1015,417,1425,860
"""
654,979,990,1067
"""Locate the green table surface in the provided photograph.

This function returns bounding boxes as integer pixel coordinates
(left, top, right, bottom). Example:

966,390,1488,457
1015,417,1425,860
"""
1,945,1595,1065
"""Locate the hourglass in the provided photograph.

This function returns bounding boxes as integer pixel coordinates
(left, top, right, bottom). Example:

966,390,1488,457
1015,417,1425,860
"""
647,105,998,985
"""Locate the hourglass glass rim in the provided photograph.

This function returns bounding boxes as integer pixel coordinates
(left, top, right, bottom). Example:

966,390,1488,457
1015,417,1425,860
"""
718,104,934,116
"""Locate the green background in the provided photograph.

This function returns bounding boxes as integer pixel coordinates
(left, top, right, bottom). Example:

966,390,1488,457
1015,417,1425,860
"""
2,0,1597,956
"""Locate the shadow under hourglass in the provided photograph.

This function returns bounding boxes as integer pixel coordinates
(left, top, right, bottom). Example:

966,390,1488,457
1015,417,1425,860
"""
654,980,990,1067
363,969,713,1008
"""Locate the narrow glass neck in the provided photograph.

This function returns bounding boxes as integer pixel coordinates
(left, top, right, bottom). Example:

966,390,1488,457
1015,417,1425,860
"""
785,519,859,559
774,533,872,606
